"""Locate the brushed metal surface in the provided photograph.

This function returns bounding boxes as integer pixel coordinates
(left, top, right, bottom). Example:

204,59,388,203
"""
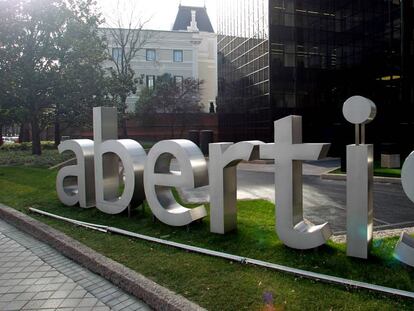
394,233,414,267
93,107,146,215
343,96,377,125
402,151,414,203
398,152,414,267
56,140,95,208
260,116,332,249
144,140,208,226
209,141,264,234
346,145,374,259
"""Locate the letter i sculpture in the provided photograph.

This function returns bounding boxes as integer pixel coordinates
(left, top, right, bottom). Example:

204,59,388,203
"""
343,96,376,259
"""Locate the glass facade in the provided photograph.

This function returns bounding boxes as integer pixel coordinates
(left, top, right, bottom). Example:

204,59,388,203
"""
217,0,271,141
218,0,414,155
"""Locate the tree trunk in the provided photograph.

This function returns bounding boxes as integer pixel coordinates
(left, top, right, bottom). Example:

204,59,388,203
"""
54,115,61,147
19,122,31,143
120,95,128,139
0,124,3,146
31,117,42,155
121,114,128,139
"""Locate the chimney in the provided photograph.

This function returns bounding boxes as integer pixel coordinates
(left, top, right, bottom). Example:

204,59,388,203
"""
187,9,199,32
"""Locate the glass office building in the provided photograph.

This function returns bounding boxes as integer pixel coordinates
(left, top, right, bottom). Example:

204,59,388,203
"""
217,0,414,155
217,0,270,141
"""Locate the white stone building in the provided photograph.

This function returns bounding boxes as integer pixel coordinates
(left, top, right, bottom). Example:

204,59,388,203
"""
102,5,217,113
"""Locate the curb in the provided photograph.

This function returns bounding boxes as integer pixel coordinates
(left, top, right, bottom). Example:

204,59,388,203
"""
331,226,414,244
321,173,401,184
0,204,205,311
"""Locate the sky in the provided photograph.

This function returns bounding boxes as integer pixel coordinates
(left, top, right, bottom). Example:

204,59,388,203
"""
97,0,217,31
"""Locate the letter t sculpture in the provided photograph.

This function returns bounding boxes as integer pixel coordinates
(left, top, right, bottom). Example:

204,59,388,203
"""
260,116,332,249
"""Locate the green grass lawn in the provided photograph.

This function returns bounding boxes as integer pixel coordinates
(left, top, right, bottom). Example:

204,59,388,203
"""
0,166,413,310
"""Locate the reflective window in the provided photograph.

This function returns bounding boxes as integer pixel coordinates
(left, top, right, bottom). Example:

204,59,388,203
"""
112,47,123,64
146,49,156,61
173,50,183,62
217,0,414,152
217,0,271,141
146,75,155,89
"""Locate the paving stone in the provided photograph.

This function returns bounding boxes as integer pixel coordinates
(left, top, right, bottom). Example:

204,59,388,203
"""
41,298,65,309
67,289,87,299
49,290,74,299
25,284,46,292
0,293,19,302
19,278,39,286
58,298,81,308
21,299,47,310
77,297,99,307
15,292,37,301
0,219,150,311
8,285,30,293
32,291,53,300
42,283,62,291
2,300,28,310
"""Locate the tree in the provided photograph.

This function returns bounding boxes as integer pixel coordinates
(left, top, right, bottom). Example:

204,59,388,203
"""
136,74,204,137
0,0,72,154
104,0,153,138
0,0,25,145
0,0,108,153
52,0,108,146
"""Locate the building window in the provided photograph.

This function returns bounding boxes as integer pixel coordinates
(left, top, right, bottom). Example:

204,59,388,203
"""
173,50,183,62
146,75,155,89
112,47,123,64
146,49,156,61
174,76,183,87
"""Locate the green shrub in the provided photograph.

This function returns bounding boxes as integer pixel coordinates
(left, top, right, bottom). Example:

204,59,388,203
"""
0,149,72,167
0,141,57,151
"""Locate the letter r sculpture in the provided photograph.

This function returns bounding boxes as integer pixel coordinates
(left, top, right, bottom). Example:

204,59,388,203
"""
209,141,264,234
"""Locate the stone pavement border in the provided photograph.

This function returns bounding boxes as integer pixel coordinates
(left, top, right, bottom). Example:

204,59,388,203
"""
0,204,205,311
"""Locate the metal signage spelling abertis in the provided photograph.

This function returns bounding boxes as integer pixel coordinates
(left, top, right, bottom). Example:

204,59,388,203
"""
56,97,414,267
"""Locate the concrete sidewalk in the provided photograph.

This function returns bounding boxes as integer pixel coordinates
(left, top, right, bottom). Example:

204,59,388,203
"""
0,219,150,311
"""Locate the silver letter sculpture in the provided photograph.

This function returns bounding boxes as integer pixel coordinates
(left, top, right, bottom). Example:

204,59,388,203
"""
56,140,95,208
395,152,414,266
209,141,264,234
343,96,376,259
93,107,146,214
260,116,332,249
144,140,208,226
